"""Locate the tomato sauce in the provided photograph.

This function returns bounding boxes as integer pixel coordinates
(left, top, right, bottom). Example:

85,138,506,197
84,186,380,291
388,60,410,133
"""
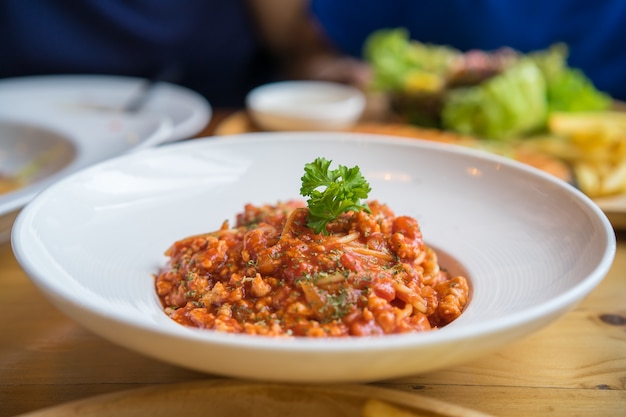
155,200,469,337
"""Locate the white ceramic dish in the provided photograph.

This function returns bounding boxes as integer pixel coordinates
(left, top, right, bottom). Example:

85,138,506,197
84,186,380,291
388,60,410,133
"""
12,132,615,383
0,74,212,142
0,73,211,243
13,380,495,417
246,81,365,131
0,120,76,242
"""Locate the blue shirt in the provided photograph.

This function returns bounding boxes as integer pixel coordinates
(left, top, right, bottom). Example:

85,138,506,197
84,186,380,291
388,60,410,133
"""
311,0,626,101
0,0,275,107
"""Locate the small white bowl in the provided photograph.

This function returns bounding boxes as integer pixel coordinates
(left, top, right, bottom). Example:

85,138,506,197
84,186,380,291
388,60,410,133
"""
246,81,366,131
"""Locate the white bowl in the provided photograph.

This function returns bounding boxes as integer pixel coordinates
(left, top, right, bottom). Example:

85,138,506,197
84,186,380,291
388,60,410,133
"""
12,132,615,383
246,81,365,131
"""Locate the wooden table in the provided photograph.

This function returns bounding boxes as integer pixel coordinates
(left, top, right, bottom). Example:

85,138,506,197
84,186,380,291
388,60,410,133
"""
1,115,625,417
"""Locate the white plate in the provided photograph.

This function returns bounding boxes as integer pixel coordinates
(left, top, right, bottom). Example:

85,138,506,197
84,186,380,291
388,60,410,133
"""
12,132,615,383
0,113,171,243
0,74,211,242
13,380,495,417
0,74,212,142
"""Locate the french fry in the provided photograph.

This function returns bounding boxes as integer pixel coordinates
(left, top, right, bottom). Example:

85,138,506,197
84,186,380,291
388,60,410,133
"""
598,160,626,196
574,162,602,197
548,111,626,135
546,111,626,197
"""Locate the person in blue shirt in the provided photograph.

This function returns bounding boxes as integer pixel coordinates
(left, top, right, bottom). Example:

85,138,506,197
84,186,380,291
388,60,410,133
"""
308,0,626,101
0,0,316,107
3,1,624,106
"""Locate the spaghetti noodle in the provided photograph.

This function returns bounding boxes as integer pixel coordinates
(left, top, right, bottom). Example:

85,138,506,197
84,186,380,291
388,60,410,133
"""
155,200,469,337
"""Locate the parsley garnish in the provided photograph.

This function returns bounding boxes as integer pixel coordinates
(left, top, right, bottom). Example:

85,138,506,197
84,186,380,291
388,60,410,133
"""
300,157,371,235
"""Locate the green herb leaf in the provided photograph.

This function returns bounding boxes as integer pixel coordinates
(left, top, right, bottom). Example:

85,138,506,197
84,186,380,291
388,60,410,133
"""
300,157,371,235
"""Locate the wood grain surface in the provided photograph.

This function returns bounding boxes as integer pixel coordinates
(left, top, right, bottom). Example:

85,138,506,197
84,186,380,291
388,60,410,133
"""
2,224,625,417
1,112,625,417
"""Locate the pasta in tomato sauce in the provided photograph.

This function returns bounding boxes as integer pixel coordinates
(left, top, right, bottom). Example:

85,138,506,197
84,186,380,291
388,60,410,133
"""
155,200,469,337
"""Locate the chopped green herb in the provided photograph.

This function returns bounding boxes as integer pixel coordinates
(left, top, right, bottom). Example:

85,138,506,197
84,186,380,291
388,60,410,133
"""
300,157,371,235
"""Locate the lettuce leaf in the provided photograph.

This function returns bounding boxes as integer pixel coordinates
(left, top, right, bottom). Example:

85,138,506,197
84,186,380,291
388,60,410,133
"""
441,60,547,140
363,29,612,138
363,28,458,92
546,68,612,112
528,43,611,112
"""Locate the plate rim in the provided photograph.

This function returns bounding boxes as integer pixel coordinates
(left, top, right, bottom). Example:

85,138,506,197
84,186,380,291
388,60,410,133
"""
0,73,212,142
12,379,496,417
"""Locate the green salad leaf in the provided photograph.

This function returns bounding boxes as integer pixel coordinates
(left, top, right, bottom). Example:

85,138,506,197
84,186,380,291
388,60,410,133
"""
441,60,548,140
363,29,614,141
546,68,612,112
300,158,371,235
363,28,459,93
529,43,611,113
